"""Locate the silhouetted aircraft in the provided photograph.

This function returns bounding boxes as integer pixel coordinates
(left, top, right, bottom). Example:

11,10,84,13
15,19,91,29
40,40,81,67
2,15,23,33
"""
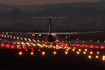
6,16,102,43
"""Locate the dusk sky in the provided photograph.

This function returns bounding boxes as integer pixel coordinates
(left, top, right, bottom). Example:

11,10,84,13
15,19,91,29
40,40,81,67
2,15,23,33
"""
0,0,101,5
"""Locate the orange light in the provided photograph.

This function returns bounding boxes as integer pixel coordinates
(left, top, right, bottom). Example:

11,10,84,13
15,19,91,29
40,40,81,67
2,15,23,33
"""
42,52,45,55
19,52,22,55
83,51,86,54
102,56,105,60
53,51,56,55
72,49,75,51
90,51,93,54
97,51,99,54
76,51,80,54
95,55,99,59
65,51,68,54
31,52,34,55
90,40,92,42
84,49,87,51
77,38,79,40
78,49,81,52
88,55,92,59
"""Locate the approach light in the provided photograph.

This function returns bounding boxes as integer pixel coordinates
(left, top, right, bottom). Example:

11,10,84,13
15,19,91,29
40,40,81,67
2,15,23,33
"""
77,51,80,54
102,56,105,61
95,55,99,59
97,52,99,54
88,55,92,59
19,52,22,55
90,51,93,54
31,52,34,55
65,51,68,54
42,52,45,55
83,51,86,54
53,51,56,55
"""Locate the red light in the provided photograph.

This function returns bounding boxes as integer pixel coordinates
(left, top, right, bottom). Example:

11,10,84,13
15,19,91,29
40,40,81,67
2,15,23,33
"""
76,44,80,47
95,46,99,49
56,43,59,45
6,44,10,48
11,45,15,49
80,44,85,47
85,45,89,48
32,49,34,51
29,48,33,49
72,44,76,46
90,45,94,48
26,49,28,51
44,42,47,44
100,46,104,49
66,43,68,45
38,49,40,52
1,43,5,47
23,47,27,49
17,46,21,49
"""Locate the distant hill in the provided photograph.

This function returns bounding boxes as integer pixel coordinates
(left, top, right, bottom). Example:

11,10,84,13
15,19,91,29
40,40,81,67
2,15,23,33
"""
1,2,105,14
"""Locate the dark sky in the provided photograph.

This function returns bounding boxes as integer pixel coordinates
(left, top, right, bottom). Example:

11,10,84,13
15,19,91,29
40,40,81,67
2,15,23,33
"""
0,0,100,5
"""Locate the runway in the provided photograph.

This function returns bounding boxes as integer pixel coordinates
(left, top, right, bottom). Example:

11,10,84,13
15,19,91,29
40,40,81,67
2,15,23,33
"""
0,32,105,70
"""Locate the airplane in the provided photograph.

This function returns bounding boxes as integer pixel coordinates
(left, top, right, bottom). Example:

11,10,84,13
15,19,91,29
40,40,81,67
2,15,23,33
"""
4,16,102,44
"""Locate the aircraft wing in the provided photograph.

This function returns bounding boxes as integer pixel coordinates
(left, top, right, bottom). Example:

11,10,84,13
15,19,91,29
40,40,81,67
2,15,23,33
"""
6,31,103,35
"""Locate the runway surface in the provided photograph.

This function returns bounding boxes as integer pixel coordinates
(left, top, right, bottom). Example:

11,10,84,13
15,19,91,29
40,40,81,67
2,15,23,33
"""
0,32,105,70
